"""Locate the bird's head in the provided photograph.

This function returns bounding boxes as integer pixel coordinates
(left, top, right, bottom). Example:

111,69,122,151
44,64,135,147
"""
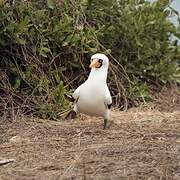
89,53,109,69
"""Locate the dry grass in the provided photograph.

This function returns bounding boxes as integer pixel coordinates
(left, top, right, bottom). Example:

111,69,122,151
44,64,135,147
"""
0,105,180,180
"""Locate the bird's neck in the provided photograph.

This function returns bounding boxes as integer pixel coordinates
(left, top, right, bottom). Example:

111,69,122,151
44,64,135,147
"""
87,68,108,83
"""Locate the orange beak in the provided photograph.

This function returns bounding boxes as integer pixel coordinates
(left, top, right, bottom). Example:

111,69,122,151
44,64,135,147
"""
89,59,100,68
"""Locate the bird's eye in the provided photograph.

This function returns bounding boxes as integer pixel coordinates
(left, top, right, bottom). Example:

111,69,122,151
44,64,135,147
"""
98,59,103,63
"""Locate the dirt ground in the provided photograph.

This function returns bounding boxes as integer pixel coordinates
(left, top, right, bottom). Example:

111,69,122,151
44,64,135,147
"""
0,104,180,180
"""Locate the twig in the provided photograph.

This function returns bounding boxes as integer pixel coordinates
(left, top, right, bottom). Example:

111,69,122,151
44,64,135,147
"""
83,158,86,180
0,159,14,166
59,149,86,180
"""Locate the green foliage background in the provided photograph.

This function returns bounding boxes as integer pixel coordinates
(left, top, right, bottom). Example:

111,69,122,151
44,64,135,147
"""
0,0,179,118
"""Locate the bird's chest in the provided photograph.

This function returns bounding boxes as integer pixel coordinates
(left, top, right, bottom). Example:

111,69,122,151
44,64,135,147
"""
77,83,106,116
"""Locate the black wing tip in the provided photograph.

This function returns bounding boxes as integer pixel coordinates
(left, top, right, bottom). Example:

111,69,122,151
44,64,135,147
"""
108,104,112,109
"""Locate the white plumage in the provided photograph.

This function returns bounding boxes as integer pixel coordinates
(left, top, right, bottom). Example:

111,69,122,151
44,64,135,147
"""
72,53,112,129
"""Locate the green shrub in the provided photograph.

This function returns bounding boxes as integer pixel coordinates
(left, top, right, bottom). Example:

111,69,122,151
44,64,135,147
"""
0,0,179,118
84,0,180,103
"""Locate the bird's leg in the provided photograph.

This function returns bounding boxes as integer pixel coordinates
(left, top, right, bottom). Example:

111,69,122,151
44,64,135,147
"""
103,118,108,130
65,110,77,120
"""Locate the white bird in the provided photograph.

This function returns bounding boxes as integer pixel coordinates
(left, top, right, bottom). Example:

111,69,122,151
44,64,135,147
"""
69,53,112,129
66,53,112,129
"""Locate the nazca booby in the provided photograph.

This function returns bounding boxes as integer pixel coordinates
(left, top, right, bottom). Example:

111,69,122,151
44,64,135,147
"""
72,53,112,129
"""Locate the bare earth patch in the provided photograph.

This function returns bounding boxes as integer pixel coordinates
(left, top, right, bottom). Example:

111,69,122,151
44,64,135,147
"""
0,108,180,180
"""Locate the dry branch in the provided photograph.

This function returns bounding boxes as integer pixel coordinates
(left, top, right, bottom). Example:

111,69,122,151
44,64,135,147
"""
0,159,14,166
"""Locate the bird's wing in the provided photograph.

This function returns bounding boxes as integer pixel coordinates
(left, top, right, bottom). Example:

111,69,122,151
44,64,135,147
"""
104,85,112,109
72,84,83,102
